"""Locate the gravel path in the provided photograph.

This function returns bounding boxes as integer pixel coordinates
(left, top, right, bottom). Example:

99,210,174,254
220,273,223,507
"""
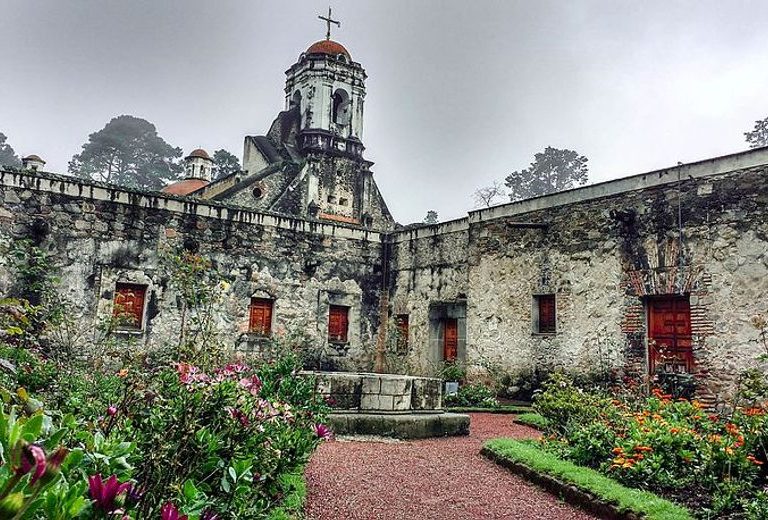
305,413,597,520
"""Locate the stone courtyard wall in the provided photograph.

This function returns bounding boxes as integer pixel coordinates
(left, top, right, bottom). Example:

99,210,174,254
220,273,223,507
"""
389,149,768,399
1,147,766,398
0,169,385,370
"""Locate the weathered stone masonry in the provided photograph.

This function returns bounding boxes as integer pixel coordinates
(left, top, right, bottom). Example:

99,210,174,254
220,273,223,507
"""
1,147,767,398
0,170,385,371
388,148,768,399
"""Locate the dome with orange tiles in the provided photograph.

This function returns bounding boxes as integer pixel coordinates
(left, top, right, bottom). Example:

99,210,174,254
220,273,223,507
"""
306,39,351,59
186,148,212,161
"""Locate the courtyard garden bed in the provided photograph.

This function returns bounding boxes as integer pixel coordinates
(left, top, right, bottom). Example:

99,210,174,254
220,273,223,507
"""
482,439,693,520
530,368,768,519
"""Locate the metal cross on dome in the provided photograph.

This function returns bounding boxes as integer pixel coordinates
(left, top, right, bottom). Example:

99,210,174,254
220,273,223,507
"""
318,6,340,40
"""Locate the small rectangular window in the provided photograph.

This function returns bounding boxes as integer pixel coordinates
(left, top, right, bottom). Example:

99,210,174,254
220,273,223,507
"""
113,283,147,330
534,294,556,334
339,197,348,206
395,314,409,353
328,305,349,343
249,298,274,337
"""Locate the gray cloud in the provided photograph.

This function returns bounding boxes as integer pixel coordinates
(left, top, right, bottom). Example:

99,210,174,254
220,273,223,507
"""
1,0,767,223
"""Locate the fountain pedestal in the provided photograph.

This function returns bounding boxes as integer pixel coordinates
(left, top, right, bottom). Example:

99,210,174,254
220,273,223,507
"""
308,371,470,439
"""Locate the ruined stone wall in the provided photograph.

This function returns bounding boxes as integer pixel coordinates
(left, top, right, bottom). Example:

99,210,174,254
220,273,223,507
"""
0,170,384,371
389,149,768,398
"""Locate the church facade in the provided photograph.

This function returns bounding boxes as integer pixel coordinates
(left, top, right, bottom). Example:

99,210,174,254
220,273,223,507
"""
1,35,767,401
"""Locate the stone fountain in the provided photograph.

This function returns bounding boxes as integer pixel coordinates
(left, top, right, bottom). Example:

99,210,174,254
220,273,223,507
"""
309,371,470,439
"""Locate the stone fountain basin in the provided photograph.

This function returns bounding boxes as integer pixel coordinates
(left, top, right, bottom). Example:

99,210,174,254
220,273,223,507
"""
305,371,469,439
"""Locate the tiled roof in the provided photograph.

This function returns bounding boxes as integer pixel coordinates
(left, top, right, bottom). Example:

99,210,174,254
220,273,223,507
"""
306,39,350,59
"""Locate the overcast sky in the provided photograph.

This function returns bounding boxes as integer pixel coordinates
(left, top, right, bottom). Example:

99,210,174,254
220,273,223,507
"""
2,1,767,223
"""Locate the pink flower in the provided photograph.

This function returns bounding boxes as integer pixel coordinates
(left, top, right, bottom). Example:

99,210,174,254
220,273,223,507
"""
161,502,188,520
315,424,333,441
18,443,47,484
238,375,262,396
88,474,132,513
176,363,210,385
107,405,118,417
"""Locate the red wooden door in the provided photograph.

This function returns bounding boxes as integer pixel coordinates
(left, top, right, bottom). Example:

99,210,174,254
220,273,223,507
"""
648,297,692,373
113,284,146,329
249,298,273,336
443,318,458,361
328,305,349,343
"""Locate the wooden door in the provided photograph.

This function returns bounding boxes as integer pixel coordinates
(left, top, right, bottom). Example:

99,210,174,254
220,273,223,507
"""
328,305,349,343
648,296,692,373
443,318,458,361
113,283,146,329
249,298,273,336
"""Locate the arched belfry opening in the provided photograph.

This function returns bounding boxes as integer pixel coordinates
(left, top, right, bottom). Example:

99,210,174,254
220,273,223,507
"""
290,90,302,109
332,89,351,126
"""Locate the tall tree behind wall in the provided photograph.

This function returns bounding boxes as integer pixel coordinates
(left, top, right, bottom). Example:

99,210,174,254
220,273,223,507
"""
0,133,21,168
68,115,183,190
745,116,768,148
505,146,588,202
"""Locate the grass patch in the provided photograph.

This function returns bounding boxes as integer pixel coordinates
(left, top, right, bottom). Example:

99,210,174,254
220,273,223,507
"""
267,466,307,520
446,405,532,414
483,439,693,520
514,412,548,429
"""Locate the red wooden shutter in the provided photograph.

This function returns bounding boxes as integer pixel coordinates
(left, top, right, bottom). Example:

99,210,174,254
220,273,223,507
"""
538,295,556,333
113,283,147,329
443,318,458,361
249,298,273,336
328,305,349,342
648,296,692,373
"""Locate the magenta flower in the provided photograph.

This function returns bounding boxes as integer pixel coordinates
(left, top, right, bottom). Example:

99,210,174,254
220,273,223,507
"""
227,407,250,427
107,405,118,417
161,502,188,520
238,375,262,396
88,474,131,513
315,423,333,440
39,446,68,485
18,443,47,484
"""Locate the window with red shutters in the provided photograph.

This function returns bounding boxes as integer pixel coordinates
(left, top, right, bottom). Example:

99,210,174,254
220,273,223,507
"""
535,294,556,334
395,314,409,353
113,283,147,330
249,298,274,336
328,305,349,343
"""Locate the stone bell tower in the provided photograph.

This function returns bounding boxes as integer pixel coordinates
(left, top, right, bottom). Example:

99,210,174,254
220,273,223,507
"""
279,9,392,229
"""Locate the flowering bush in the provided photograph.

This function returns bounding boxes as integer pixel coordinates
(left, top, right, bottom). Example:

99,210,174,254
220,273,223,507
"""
535,374,768,517
444,383,499,408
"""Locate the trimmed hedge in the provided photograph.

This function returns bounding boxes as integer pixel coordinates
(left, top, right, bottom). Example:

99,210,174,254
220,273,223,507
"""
514,412,548,429
483,439,693,520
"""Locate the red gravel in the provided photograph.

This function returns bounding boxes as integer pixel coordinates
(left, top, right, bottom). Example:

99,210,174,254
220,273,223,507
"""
305,413,597,520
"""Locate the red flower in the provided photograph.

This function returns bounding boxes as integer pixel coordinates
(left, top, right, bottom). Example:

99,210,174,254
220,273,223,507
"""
88,474,131,513
18,443,47,484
